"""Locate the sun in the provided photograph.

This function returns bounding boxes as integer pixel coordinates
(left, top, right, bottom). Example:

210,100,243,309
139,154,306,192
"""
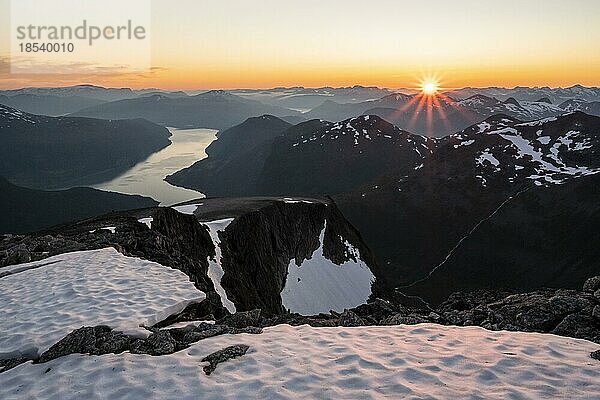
421,81,439,95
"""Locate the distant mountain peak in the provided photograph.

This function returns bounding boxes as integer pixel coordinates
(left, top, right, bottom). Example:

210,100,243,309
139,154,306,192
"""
503,97,520,106
536,97,552,104
201,89,232,96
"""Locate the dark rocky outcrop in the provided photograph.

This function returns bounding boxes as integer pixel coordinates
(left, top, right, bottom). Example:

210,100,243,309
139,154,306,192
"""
216,310,263,329
0,357,30,373
0,197,380,317
38,326,131,363
584,276,600,293
337,310,367,327
201,344,250,375
217,199,383,315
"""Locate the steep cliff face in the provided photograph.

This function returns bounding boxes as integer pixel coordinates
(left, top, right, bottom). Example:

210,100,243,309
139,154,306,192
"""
216,199,380,315
0,197,380,317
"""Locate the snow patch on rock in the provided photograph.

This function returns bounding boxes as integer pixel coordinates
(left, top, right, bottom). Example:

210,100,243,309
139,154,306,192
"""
280,223,374,315
203,218,236,313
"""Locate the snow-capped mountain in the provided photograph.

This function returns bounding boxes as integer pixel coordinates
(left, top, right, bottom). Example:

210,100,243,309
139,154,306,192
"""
444,111,600,187
0,84,136,102
445,85,600,104
559,98,600,115
257,115,436,195
305,89,600,136
338,112,600,301
457,95,564,121
0,103,45,127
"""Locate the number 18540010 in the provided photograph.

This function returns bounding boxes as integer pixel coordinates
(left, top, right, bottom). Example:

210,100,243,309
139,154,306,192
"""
18,42,74,53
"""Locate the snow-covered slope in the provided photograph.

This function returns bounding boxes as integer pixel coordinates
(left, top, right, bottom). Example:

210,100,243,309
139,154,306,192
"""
1,324,598,399
281,222,375,314
447,112,600,187
0,248,204,358
456,95,563,121
204,218,236,313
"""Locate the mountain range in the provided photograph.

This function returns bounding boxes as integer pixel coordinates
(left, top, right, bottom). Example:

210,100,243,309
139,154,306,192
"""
305,93,600,137
69,91,300,130
167,111,600,303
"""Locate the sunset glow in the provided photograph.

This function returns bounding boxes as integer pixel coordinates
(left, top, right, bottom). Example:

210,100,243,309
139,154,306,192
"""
421,81,439,95
0,0,599,89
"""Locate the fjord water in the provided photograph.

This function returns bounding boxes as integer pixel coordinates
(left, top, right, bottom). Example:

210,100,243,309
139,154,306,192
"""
93,127,217,205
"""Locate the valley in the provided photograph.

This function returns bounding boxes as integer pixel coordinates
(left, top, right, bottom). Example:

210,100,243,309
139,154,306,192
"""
93,127,217,205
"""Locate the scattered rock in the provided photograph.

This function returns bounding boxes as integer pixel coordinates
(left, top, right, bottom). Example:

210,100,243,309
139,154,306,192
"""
0,357,30,373
584,276,600,293
145,331,176,355
37,326,130,363
201,344,250,375
338,310,366,327
183,324,231,343
593,306,600,321
552,313,600,344
382,313,430,326
217,309,262,329
0,244,31,267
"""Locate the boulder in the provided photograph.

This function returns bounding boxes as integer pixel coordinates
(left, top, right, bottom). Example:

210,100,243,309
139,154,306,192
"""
338,310,366,327
583,276,600,293
38,326,130,363
201,344,250,375
593,306,600,321
382,313,429,326
145,331,176,355
217,309,262,329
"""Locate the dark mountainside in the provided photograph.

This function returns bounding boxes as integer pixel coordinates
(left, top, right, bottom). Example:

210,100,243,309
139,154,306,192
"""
0,104,171,189
403,173,600,303
0,177,158,234
166,116,330,196
166,111,600,304
257,115,436,195
69,91,299,130
336,112,600,298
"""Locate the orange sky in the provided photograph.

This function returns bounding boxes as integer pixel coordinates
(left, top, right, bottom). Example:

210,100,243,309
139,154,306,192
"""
1,0,599,90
